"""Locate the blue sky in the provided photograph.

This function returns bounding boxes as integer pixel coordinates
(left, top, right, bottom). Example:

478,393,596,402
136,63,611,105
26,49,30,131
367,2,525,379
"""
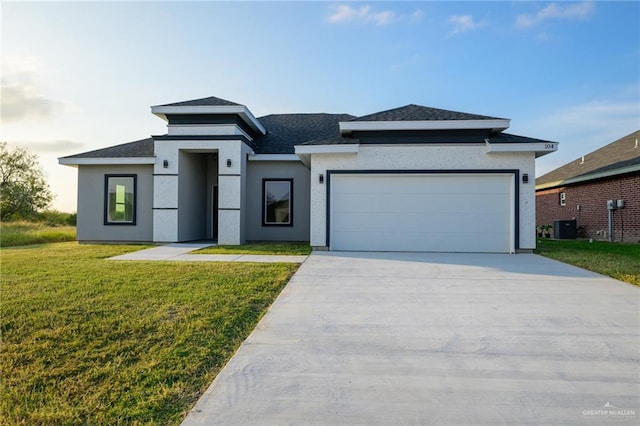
2,1,638,212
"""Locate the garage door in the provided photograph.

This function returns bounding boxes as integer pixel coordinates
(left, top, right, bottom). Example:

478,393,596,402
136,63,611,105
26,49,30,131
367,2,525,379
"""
329,173,514,253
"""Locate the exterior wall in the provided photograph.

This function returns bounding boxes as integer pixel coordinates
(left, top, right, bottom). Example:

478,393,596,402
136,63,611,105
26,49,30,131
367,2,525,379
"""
77,164,153,242
245,160,311,241
536,174,640,242
153,139,246,244
177,152,207,241
308,145,536,250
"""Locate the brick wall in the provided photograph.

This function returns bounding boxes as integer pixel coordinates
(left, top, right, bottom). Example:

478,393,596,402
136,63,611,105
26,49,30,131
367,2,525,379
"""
536,174,640,242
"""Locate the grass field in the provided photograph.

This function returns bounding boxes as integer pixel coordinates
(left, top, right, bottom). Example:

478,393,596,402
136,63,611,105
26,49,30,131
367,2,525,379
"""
536,239,640,286
0,221,76,247
195,241,312,255
1,242,298,425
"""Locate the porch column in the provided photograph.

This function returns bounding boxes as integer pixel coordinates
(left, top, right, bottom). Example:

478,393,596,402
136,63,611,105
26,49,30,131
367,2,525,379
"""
153,142,179,242
217,144,244,245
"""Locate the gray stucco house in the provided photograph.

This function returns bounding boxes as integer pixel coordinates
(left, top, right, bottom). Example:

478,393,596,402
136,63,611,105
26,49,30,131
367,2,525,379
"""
59,96,558,253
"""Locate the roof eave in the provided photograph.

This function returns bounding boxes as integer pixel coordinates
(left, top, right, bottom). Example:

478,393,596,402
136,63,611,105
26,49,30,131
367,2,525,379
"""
294,144,360,155
339,119,510,135
486,140,558,158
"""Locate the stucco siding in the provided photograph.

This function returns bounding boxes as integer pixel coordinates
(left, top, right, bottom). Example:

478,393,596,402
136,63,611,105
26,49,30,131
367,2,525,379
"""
77,164,153,242
245,161,311,241
308,145,536,250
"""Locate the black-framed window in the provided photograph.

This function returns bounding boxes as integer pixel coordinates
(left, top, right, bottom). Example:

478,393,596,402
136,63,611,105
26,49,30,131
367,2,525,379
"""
104,175,136,225
559,191,566,206
262,179,293,226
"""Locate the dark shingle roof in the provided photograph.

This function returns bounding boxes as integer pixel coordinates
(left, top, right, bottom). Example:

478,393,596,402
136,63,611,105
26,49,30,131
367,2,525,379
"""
254,113,355,154
488,133,556,144
536,130,640,187
352,104,503,122
155,96,241,107
299,135,357,146
62,138,154,158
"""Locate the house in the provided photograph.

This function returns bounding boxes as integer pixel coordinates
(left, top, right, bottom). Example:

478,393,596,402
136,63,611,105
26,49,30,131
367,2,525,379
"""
536,130,640,243
59,96,558,253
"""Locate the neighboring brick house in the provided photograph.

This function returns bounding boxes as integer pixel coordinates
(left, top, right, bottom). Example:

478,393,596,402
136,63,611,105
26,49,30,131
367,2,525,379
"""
536,130,640,242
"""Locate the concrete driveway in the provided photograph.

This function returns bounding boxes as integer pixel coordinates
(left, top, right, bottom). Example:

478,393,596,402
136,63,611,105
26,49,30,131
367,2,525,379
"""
182,252,639,425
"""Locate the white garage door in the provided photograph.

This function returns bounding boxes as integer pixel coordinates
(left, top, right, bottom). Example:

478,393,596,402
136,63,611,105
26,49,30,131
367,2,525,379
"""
330,173,514,253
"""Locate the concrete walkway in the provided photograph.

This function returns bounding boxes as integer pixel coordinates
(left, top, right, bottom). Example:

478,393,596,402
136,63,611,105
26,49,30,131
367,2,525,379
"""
108,242,308,263
181,251,639,425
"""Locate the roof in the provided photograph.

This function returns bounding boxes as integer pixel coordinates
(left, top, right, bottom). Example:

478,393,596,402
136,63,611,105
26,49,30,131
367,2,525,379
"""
536,130,640,189
61,137,154,159
487,133,555,144
352,104,503,122
60,97,551,159
154,96,241,107
299,135,357,146
254,113,355,154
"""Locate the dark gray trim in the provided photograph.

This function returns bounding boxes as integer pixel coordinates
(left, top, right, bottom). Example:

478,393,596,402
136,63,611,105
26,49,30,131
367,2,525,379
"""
325,169,520,251
166,114,257,137
262,178,294,227
218,208,240,211
104,174,137,226
152,207,177,210
218,174,242,177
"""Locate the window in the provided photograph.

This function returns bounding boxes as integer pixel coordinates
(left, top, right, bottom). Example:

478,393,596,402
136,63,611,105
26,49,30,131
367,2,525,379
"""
105,175,136,224
263,179,293,226
559,191,566,206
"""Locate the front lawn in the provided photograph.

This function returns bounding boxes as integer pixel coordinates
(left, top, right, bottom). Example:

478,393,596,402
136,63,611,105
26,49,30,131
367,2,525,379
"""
195,241,312,255
1,242,298,425
536,239,640,286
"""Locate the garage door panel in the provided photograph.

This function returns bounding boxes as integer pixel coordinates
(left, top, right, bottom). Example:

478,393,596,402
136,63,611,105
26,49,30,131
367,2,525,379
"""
332,193,509,214
334,174,510,195
332,211,509,233
330,173,514,253
331,230,510,253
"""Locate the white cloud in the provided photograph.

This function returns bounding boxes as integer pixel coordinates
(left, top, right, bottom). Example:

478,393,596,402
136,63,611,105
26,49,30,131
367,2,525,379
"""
516,1,595,29
448,15,485,35
1,56,63,123
409,9,424,23
327,4,396,26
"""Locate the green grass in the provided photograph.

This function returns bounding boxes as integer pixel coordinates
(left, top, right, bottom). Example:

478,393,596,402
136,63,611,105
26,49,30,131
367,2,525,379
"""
195,241,312,255
1,242,298,425
0,220,76,247
536,239,640,286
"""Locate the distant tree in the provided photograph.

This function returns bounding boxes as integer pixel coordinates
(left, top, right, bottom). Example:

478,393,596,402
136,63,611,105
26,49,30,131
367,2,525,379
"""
0,142,53,220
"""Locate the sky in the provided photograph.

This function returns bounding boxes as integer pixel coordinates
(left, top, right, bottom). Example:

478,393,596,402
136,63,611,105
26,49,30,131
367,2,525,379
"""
1,0,639,213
